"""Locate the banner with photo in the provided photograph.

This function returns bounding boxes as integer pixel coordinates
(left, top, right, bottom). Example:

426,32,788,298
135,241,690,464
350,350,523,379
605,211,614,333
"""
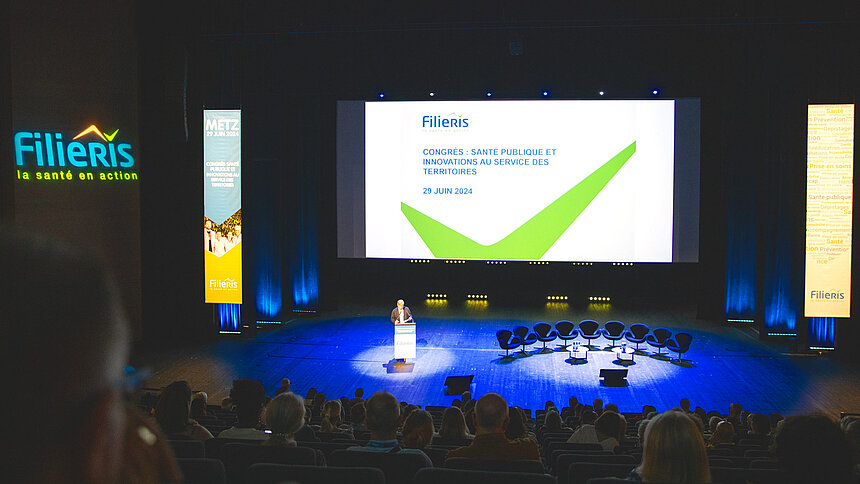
203,110,242,303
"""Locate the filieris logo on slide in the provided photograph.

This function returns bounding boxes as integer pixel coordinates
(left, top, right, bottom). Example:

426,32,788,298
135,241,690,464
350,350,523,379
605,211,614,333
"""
809,290,845,300
14,123,137,182
210,277,239,290
422,113,470,130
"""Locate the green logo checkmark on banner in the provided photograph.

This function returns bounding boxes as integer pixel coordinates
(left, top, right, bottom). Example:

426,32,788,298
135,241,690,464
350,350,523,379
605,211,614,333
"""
401,141,637,260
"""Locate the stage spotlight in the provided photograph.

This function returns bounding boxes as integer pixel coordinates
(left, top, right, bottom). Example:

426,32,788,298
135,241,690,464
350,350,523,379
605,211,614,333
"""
598,90,605,96
378,93,385,98
651,89,659,96
429,92,435,97
542,91,549,97
486,91,493,97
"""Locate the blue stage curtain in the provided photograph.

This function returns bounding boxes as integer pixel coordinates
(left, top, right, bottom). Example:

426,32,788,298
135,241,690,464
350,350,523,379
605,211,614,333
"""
290,100,319,312
724,187,757,319
808,317,835,349
249,157,283,321
218,303,241,332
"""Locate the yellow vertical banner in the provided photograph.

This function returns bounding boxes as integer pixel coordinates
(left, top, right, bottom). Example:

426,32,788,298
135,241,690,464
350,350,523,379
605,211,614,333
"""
805,104,853,317
203,110,242,303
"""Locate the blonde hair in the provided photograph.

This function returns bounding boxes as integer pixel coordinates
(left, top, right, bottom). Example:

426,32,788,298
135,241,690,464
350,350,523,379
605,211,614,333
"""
638,411,711,483
438,406,469,440
402,410,435,449
263,392,305,445
320,400,343,433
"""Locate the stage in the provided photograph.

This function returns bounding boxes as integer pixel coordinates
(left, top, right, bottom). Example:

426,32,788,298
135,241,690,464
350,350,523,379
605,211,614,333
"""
132,303,860,417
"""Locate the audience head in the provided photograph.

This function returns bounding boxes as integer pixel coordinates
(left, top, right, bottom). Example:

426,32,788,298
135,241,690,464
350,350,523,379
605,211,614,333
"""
593,398,604,414
190,392,209,419
461,391,471,403
581,407,597,425
642,404,656,419
279,378,291,390
595,411,624,443
306,388,317,400
2,230,131,483
263,392,305,444
154,381,193,434
604,403,619,414
544,400,556,413
569,396,579,408
729,402,743,417
638,411,710,484
772,414,855,484
711,420,734,445
230,379,267,427
740,409,751,425
221,397,234,411
679,398,691,412
320,399,343,432
709,416,723,433
769,412,784,432
354,388,364,399
350,402,366,425
439,406,470,440
693,407,707,425
364,391,401,439
749,413,770,435
401,410,434,449
505,406,528,440
544,409,563,432
637,419,650,445
474,393,509,434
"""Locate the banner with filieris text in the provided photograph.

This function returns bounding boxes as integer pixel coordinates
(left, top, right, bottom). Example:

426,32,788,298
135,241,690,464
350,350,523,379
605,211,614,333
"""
805,104,853,317
203,110,242,303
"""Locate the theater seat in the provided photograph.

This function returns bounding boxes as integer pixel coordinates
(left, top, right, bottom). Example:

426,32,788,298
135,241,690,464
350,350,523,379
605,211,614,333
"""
221,443,321,483
556,454,636,484
329,449,431,484
444,457,545,474
168,439,204,458
245,463,385,484
175,458,226,484
414,468,555,484
568,462,637,484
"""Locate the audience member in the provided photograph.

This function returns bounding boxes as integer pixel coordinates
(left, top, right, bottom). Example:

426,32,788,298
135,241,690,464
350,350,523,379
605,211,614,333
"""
604,403,620,414
679,398,691,413
747,412,771,441
402,410,435,450
262,392,305,446
708,416,723,434
464,407,477,435
769,412,785,433
190,392,214,419
320,399,353,437
593,398,604,415
628,410,711,483
544,409,568,432
221,397,234,411
218,379,268,440
438,406,472,441
462,391,472,403
273,378,291,396
346,391,432,464
154,381,214,441
585,411,623,450
305,388,317,405
708,420,735,448
446,393,540,461
567,408,598,443
637,419,650,446
505,406,533,441
772,414,855,484
350,402,368,433
350,387,365,406
0,230,181,482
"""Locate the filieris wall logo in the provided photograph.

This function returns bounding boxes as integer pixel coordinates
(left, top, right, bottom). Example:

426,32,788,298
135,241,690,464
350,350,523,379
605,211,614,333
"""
14,123,137,182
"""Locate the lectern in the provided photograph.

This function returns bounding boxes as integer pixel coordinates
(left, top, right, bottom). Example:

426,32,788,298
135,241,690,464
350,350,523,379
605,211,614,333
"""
394,321,416,360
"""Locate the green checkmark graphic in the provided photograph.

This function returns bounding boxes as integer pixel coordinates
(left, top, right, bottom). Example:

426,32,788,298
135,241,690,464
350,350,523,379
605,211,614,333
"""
401,141,636,260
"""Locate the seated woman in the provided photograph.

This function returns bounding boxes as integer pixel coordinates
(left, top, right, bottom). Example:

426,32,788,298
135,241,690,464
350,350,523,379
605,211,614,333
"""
505,406,536,442
402,410,435,450
262,392,306,446
154,381,213,441
708,420,735,449
436,406,473,444
543,409,570,433
319,399,354,439
628,410,711,483
594,411,625,451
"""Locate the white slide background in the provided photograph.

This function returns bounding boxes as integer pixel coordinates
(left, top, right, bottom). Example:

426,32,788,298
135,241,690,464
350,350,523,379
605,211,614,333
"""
365,100,675,261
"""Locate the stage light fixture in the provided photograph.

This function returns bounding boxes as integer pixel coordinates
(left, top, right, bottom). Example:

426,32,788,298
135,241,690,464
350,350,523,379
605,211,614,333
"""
429,92,435,97
727,319,755,323
378,93,385,98
652,89,659,96
486,91,493,97
598,90,605,96
542,91,549,97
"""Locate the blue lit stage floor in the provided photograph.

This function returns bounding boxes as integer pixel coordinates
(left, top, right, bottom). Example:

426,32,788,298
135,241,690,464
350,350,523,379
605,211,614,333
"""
134,303,860,417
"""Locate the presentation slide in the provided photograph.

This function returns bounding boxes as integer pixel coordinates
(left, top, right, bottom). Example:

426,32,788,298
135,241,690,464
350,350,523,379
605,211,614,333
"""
337,99,700,262
805,104,854,317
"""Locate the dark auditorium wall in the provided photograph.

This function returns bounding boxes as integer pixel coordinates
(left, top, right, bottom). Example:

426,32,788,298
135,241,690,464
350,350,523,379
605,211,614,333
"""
135,3,857,350
4,0,142,338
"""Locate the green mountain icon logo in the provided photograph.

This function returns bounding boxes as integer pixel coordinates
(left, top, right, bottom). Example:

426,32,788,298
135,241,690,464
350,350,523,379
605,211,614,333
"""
401,141,636,260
